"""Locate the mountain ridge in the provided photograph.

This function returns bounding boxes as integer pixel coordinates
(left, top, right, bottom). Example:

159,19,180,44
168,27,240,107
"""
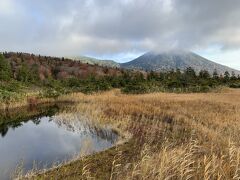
120,50,240,75
69,56,120,68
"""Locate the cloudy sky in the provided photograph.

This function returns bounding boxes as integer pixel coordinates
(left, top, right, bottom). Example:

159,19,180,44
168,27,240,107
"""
0,0,240,69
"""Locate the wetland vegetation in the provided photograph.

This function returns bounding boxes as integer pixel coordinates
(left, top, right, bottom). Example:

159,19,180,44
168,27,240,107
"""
6,89,238,179
1,52,240,179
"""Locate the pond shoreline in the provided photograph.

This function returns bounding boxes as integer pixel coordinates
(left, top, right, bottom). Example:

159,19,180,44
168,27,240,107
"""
23,128,131,179
0,94,131,180
0,97,73,112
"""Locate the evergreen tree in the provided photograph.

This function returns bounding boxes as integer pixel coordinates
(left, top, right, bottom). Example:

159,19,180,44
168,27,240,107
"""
185,67,196,78
147,70,158,81
0,53,12,81
183,67,197,86
224,71,230,82
17,64,31,82
213,69,219,80
231,71,237,81
199,70,210,79
134,72,145,83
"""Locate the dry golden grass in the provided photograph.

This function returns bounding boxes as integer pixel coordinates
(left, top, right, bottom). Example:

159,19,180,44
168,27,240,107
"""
25,89,240,179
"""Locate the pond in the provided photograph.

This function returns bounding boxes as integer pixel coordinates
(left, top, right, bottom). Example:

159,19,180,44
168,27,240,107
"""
0,107,118,180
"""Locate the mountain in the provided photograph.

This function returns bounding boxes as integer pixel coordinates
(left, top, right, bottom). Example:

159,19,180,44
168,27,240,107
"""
121,50,240,75
69,56,120,68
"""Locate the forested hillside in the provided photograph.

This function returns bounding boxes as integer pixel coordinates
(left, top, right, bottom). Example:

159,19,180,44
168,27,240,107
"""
0,52,240,103
2,52,122,81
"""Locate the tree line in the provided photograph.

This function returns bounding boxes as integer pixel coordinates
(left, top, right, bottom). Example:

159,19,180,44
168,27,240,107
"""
0,53,240,99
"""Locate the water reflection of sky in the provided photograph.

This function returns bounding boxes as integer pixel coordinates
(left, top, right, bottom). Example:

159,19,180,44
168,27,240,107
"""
0,116,118,180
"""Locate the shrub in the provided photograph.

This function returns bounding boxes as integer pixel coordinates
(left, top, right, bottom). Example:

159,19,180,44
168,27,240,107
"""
229,83,240,88
121,83,150,94
40,88,65,99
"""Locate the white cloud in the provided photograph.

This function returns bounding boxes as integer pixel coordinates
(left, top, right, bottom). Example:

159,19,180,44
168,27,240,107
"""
0,0,16,15
0,0,239,69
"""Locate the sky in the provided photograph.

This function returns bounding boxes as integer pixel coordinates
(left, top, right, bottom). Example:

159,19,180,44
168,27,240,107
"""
0,0,240,70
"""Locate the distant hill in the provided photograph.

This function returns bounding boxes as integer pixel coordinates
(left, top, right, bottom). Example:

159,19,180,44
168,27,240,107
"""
69,56,120,68
121,50,240,75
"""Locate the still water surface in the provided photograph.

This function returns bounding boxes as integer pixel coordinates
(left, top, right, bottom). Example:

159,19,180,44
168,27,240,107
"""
0,113,118,180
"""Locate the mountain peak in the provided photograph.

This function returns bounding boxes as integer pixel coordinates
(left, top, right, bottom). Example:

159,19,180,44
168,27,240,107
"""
121,50,240,75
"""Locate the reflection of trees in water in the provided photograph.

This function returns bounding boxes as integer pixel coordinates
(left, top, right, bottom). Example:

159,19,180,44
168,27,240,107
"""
0,121,24,137
0,106,118,144
0,105,59,137
0,116,43,137
0,125,8,137
53,114,118,143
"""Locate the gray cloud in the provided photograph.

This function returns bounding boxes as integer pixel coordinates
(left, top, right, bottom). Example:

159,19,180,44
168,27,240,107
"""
0,0,240,61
